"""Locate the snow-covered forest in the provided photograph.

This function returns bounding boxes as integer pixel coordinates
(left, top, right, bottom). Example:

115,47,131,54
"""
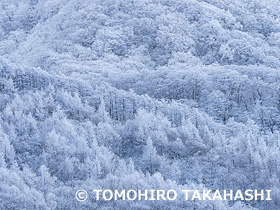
0,0,280,209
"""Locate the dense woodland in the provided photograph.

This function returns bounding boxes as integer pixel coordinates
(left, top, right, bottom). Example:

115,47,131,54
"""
0,0,280,209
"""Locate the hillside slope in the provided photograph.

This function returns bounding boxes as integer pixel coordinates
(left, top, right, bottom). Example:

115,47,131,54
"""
0,0,280,209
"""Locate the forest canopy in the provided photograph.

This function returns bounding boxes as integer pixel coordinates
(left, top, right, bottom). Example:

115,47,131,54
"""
0,0,280,209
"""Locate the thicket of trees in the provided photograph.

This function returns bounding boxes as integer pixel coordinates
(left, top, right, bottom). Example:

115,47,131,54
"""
1,0,280,209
